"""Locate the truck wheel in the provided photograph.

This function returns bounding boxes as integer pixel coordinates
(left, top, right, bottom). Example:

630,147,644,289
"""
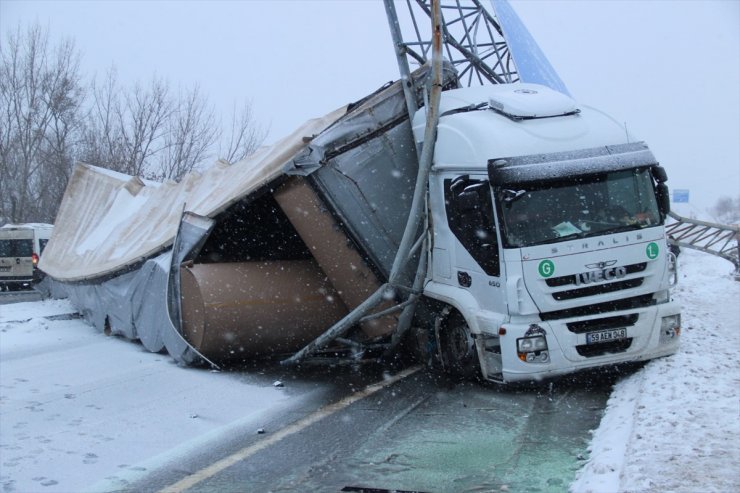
438,311,480,379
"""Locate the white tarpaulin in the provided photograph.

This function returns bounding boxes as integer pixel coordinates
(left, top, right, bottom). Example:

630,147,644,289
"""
40,107,346,282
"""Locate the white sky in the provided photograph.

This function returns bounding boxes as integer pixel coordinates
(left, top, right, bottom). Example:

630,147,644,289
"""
1,0,738,212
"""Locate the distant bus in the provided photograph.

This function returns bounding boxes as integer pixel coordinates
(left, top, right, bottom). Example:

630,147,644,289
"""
0,223,53,290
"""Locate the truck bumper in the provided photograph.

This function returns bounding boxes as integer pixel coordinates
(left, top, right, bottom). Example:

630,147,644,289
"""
487,301,681,384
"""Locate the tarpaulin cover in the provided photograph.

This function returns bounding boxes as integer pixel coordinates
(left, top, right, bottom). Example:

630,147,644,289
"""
36,67,440,365
39,107,346,282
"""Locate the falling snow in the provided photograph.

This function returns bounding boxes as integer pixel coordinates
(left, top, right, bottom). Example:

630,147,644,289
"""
0,249,737,492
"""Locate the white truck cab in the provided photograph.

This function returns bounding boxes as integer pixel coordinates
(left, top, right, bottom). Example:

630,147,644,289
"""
414,84,680,383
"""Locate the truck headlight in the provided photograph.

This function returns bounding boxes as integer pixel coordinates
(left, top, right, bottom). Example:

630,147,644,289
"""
667,251,678,286
517,335,549,363
659,314,681,343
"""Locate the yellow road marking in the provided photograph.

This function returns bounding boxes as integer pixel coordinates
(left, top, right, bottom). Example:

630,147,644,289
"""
158,365,422,493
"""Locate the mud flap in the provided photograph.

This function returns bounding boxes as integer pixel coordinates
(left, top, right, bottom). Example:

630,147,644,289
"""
163,210,217,367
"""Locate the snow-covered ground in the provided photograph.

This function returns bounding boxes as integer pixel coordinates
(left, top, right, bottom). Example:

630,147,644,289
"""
1,248,738,493
0,301,324,493
572,248,740,493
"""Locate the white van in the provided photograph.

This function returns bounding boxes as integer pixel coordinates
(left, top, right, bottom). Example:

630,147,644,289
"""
0,223,53,290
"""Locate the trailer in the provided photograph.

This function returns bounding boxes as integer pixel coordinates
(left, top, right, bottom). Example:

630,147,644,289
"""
39,68,447,365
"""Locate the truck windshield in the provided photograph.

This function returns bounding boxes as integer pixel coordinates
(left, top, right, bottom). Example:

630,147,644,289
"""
496,168,661,248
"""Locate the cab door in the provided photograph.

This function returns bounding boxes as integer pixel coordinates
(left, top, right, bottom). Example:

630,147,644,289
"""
442,175,505,307
442,174,507,376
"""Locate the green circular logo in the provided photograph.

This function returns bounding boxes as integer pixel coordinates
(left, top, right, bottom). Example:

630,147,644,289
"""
646,242,660,260
538,259,555,278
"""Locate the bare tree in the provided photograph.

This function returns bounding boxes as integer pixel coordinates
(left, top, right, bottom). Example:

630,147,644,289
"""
82,71,172,177
0,23,84,224
80,68,127,172
1,22,268,226
84,74,266,181
710,196,740,224
120,78,171,177
156,85,219,181
220,100,267,164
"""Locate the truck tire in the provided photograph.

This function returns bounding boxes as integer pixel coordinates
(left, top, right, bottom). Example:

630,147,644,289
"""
438,310,480,380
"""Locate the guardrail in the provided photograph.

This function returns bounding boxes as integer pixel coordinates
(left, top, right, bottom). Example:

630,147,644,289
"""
666,211,740,280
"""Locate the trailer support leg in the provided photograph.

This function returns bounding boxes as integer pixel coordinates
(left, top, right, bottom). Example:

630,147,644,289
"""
281,284,391,366
383,238,428,360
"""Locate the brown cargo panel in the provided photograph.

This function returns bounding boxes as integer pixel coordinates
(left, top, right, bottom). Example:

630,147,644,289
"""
180,260,348,360
273,177,397,338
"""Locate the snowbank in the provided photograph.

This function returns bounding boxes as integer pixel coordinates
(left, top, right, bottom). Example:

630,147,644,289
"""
572,248,740,492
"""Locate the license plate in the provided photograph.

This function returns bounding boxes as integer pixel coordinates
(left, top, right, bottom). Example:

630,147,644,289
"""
586,328,627,344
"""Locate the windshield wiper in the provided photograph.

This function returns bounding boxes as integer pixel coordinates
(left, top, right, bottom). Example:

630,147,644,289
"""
590,223,644,237
525,224,642,247
534,232,585,245
499,189,527,204
439,102,488,118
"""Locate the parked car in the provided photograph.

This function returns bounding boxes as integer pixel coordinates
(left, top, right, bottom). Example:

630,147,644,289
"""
0,223,53,290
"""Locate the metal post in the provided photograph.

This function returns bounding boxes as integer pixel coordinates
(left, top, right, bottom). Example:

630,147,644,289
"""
388,0,443,285
282,284,391,365
666,211,740,279
383,238,429,359
383,0,419,121
281,0,445,366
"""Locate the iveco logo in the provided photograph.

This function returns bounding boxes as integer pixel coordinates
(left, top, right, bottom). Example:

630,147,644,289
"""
575,263,627,286
585,260,617,270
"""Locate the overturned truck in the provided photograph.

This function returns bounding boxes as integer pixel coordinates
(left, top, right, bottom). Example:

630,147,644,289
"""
40,68,443,367
41,60,682,383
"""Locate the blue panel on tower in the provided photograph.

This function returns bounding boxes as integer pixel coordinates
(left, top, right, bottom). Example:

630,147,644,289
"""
491,0,571,96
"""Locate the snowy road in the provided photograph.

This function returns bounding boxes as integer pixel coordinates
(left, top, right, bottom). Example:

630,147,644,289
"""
150,372,612,493
0,289,42,305
1,299,609,493
0,301,388,493
1,249,738,493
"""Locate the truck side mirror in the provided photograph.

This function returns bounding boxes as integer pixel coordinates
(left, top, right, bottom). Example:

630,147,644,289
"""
656,182,670,217
651,166,668,183
450,175,470,195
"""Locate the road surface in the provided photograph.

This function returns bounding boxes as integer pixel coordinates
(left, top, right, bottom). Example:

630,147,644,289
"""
0,287,42,305
142,369,614,493
1,299,616,493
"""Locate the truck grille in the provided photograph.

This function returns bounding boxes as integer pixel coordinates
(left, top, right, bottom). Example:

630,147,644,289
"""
552,278,644,300
566,313,639,334
540,293,655,321
546,262,647,287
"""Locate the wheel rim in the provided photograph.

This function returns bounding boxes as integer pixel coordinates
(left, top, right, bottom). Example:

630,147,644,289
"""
446,320,473,364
